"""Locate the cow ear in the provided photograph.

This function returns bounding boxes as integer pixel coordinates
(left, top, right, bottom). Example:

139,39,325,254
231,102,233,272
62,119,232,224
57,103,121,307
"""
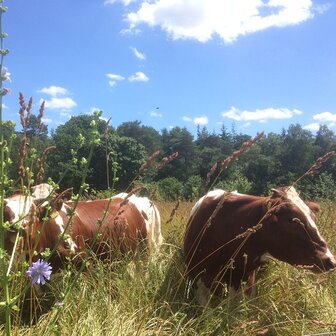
35,198,63,220
306,201,321,215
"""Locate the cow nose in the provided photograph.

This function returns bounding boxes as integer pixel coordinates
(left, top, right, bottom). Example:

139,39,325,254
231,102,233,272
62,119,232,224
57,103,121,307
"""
324,257,336,271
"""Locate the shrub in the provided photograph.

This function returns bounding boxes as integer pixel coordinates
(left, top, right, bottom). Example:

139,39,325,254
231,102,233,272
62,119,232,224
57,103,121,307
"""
158,177,183,201
182,175,204,201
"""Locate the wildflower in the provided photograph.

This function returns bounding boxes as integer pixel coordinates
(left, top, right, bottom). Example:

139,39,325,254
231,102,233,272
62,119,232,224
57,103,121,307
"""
26,259,52,285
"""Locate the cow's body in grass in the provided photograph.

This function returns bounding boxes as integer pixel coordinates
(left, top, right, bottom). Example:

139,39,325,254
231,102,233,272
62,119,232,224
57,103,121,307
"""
3,189,162,270
183,186,336,304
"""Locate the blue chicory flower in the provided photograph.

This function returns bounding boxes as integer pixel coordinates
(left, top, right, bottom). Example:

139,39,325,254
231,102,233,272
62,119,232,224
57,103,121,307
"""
26,259,52,285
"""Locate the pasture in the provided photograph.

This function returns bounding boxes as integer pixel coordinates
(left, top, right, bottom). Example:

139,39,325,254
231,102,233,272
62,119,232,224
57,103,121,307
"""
3,200,336,336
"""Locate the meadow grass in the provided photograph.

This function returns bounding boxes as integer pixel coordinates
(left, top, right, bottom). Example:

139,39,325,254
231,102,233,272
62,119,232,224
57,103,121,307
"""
1,200,335,336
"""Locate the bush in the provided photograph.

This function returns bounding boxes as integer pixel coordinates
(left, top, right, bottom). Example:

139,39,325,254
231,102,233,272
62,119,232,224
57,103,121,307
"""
182,175,204,201
215,171,252,194
301,172,336,201
158,177,183,201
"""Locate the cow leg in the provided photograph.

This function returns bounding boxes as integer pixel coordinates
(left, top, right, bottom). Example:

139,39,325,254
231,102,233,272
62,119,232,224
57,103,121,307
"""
195,278,210,306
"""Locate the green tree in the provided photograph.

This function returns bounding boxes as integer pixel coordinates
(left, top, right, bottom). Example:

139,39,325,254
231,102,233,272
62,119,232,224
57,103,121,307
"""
117,120,162,155
280,124,315,182
48,115,109,190
48,115,147,191
108,134,147,190
159,127,196,181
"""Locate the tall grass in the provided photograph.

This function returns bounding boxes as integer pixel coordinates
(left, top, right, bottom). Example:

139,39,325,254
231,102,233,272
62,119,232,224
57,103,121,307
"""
1,201,334,336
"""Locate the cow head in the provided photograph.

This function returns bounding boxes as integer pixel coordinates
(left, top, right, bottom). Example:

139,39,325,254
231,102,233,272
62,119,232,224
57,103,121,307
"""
2,188,72,255
2,194,35,251
264,186,336,273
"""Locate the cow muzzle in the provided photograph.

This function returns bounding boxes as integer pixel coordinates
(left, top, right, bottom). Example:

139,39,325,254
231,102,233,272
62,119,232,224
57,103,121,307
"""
320,251,336,272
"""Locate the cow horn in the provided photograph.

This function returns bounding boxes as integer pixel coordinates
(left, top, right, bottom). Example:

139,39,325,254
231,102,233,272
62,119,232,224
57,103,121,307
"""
271,188,283,198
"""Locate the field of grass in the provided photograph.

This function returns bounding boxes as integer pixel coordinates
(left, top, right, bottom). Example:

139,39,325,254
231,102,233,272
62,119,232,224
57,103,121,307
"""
2,200,336,336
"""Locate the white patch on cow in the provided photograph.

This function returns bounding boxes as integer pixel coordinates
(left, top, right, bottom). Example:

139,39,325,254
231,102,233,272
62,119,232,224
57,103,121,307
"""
5,195,34,225
190,189,226,219
195,278,210,306
31,183,53,200
112,193,163,251
54,204,77,253
285,187,323,235
326,248,336,264
190,189,243,219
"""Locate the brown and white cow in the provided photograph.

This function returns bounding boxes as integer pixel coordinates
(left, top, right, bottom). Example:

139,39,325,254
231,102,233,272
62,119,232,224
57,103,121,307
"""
3,189,162,270
183,186,336,305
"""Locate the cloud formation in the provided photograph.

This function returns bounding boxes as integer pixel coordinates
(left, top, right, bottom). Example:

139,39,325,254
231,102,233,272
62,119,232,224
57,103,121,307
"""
183,115,209,125
38,85,68,97
313,111,336,123
150,110,163,117
130,46,146,60
128,71,149,82
304,111,336,131
106,71,149,86
104,0,135,6
222,106,302,122
124,0,317,43
194,116,208,125
106,73,125,86
38,85,77,112
43,97,77,110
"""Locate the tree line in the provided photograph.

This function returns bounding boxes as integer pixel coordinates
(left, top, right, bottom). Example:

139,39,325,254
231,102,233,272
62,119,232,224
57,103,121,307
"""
3,113,336,201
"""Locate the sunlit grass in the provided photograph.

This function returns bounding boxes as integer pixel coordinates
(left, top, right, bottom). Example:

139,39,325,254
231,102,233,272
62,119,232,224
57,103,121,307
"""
2,201,335,335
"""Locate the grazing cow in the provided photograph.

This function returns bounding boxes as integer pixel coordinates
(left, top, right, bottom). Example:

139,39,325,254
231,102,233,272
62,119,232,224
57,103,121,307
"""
183,186,336,305
3,190,162,270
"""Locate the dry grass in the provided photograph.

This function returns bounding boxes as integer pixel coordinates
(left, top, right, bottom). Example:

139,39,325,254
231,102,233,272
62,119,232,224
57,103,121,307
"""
4,200,336,336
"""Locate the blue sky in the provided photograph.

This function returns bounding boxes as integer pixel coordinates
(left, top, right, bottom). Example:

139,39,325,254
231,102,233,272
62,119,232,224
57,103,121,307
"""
2,0,336,136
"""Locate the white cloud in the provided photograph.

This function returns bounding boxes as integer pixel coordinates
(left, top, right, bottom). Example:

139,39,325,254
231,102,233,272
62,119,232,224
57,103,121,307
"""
126,0,315,43
38,86,68,97
150,110,162,117
222,106,302,122
302,111,336,131
104,0,135,6
106,73,125,87
41,117,53,124
194,116,208,125
313,111,336,123
106,73,125,81
59,109,72,117
183,116,192,122
303,123,321,131
42,97,77,110
183,115,208,125
130,46,146,60
128,71,149,82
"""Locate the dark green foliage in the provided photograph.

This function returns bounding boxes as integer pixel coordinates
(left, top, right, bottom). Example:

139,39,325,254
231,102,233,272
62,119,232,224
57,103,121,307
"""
5,113,336,200
158,177,183,201
182,175,204,201
159,127,197,181
117,120,162,155
108,134,147,190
